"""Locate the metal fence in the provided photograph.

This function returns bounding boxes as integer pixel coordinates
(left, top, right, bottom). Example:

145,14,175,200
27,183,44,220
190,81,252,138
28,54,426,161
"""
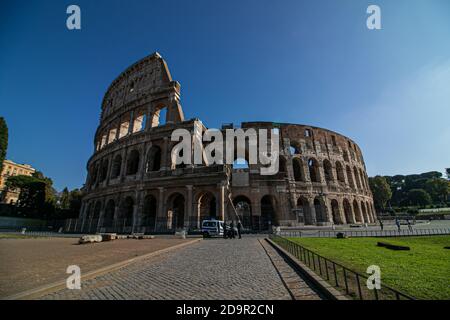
269,234,415,300
279,228,450,238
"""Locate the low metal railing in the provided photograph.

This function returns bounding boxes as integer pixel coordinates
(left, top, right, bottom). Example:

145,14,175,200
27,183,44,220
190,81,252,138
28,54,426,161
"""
279,228,450,238
269,234,416,300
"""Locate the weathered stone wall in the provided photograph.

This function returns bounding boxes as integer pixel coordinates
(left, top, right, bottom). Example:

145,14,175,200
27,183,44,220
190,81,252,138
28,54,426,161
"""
79,53,375,234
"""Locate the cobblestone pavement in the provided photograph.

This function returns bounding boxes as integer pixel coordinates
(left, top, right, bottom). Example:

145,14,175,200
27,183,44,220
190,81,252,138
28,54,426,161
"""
40,237,322,300
0,237,189,298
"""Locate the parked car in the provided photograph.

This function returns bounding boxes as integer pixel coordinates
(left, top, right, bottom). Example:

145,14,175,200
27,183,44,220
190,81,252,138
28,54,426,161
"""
201,219,225,238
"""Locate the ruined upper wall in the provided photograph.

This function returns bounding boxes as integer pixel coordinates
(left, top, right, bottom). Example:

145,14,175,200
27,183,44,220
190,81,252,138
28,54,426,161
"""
100,52,178,120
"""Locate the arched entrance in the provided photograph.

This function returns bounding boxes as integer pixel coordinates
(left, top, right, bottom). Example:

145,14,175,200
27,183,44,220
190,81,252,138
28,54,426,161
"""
119,197,134,231
343,199,353,224
331,199,342,224
233,195,252,229
313,197,325,223
198,192,217,221
297,197,310,224
103,199,115,228
261,195,277,230
143,195,157,231
168,193,185,230
353,200,362,223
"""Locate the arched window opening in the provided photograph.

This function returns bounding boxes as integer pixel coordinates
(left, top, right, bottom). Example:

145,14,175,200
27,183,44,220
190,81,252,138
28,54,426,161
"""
354,167,362,190
290,142,301,155
353,200,362,223
304,129,312,137
336,161,345,183
126,150,140,175
323,160,333,183
146,146,162,172
111,155,122,179
119,118,130,138
292,158,305,182
343,150,349,162
152,107,167,127
100,160,109,182
346,166,355,189
132,113,146,133
108,128,117,143
308,158,320,183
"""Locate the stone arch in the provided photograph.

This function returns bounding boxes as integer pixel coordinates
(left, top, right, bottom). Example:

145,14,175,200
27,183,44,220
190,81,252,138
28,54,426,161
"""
93,201,102,219
361,201,369,223
119,196,134,227
346,165,355,189
99,159,109,182
167,192,185,230
197,192,217,220
336,161,345,184
323,159,333,184
103,199,115,227
279,156,287,174
126,149,140,175
308,158,320,183
261,195,278,229
143,194,157,230
146,146,162,172
343,199,353,224
233,195,252,229
111,154,122,179
330,199,342,224
292,157,305,182
151,105,167,127
354,166,362,190
296,196,310,224
313,197,326,223
290,141,301,155
132,108,147,133
353,200,362,223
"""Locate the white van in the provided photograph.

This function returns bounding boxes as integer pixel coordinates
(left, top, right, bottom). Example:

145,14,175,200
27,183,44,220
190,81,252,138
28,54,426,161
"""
201,220,225,238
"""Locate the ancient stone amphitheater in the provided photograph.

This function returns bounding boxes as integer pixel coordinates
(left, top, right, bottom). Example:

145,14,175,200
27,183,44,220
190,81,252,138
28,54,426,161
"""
77,52,376,234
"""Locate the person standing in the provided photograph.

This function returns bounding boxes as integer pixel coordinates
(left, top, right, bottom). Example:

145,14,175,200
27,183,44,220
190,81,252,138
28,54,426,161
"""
379,219,384,231
395,218,401,232
229,221,235,239
237,221,242,239
407,219,413,232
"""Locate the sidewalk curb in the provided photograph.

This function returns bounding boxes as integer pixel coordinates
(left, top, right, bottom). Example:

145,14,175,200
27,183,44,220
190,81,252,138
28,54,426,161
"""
3,238,202,300
265,238,349,300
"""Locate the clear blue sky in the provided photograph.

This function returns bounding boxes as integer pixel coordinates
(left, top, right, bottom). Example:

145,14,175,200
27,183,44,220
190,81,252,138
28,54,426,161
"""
1,0,449,191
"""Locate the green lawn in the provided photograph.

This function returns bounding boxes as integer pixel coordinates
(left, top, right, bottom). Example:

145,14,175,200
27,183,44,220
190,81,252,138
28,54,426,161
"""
287,236,450,300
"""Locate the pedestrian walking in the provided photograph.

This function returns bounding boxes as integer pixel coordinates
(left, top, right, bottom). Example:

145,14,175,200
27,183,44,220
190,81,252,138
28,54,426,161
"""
229,221,235,239
237,221,242,239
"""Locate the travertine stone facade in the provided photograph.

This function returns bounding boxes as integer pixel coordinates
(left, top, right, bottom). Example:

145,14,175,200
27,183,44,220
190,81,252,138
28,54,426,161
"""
79,53,375,233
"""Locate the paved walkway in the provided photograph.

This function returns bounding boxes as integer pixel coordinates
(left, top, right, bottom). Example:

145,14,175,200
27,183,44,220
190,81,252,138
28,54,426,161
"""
40,237,322,300
0,237,190,298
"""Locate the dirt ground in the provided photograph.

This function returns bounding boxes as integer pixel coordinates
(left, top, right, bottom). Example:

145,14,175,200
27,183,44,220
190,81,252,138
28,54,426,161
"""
0,236,191,298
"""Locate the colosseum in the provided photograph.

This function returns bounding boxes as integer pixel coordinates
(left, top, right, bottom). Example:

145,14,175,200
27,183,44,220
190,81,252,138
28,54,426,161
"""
76,52,376,234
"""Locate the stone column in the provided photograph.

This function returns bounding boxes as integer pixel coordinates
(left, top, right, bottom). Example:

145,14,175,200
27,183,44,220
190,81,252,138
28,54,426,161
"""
186,185,193,229
218,183,225,221
161,137,170,171
157,187,165,231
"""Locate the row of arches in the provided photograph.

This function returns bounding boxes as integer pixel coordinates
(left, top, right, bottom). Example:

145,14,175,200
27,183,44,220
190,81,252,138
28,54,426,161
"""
96,107,168,151
291,157,369,192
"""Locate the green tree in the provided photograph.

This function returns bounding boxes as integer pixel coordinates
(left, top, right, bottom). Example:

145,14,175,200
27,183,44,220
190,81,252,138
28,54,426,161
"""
407,189,432,207
369,176,392,212
68,188,84,213
0,117,8,173
59,187,70,209
425,178,449,203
